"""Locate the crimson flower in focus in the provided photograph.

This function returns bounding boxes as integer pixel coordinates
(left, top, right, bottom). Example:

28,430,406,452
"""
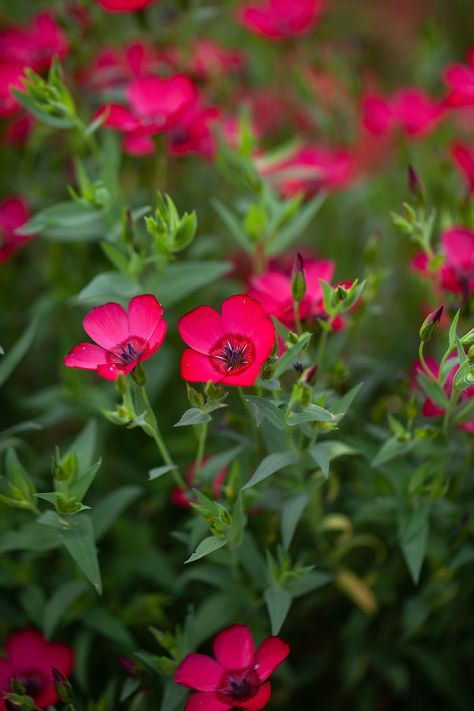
248,258,344,330
179,294,275,387
0,196,34,263
412,227,474,295
415,357,474,433
64,294,166,381
175,624,289,710
0,629,73,710
97,0,155,11
237,0,323,41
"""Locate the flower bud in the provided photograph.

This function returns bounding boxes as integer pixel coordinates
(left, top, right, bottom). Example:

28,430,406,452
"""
52,667,75,705
291,253,306,303
186,383,205,408
408,164,425,205
55,493,82,515
419,306,443,342
303,364,318,385
131,363,146,386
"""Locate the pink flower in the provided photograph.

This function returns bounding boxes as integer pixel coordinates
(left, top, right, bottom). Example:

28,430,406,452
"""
451,143,474,195
97,0,155,11
0,63,26,118
81,42,173,92
443,59,474,108
257,145,352,197
415,357,474,433
0,196,34,263
175,624,289,710
64,294,167,381
0,629,74,710
362,94,393,135
248,258,337,329
178,294,275,387
167,105,220,159
362,89,443,138
0,12,68,72
412,228,474,295
189,40,245,80
237,0,323,41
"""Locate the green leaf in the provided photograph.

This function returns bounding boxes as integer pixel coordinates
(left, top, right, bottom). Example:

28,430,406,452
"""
264,586,292,634
268,192,327,255
273,332,312,379
372,437,415,467
157,261,232,308
417,372,450,409
43,580,88,639
184,535,228,564
100,242,129,273
60,514,102,594
66,419,98,475
286,570,332,597
244,396,286,430
449,309,460,346
84,607,135,648
399,506,430,584
0,318,38,387
331,382,364,415
212,199,252,252
174,403,227,427
18,202,106,241
91,485,142,540
281,493,309,549
286,404,337,426
0,523,60,554
160,681,187,711
309,441,358,478
242,452,299,490
149,464,178,481
69,460,102,500
198,446,243,483
454,396,474,425
75,272,140,306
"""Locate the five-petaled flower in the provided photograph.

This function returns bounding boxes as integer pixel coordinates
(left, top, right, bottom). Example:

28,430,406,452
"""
64,294,166,381
0,628,74,710
179,294,275,387
174,624,289,711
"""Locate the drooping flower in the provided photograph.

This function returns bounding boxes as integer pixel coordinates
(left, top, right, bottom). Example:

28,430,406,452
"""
237,0,323,41
415,357,474,433
97,0,156,11
0,196,34,263
247,257,342,330
175,624,289,710
64,294,167,381
179,294,275,387
0,629,74,710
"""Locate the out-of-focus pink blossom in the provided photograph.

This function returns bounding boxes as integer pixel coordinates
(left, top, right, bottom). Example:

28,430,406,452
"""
188,40,245,80
362,89,443,138
0,12,68,72
0,196,34,264
451,143,474,195
415,357,474,433
443,56,474,108
237,0,324,41
412,227,474,295
97,0,155,11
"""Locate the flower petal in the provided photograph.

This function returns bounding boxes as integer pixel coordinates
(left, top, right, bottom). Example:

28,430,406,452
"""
96,363,122,381
220,294,267,339
83,302,128,350
179,306,224,355
64,343,109,370
250,316,275,363
239,682,272,710
185,691,232,711
175,654,224,692
35,643,75,708
253,637,289,682
213,625,255,671
181,349,222,383
142,319,167,360
220,359,263,387
6,629,46,669
127,294,164,344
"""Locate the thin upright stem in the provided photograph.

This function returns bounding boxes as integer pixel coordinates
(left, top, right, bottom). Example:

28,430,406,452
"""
418,342,436,382
293,301,302,335
194,421,208,476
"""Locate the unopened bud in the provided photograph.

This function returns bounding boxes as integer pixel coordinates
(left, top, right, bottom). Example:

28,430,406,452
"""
56,493,82,515
303,364,318,385
291,252,306,302
131,363,146,386
419,306,443,342
408,164,425,205
187,383,204,408
336,284,348,301
52,667,75,705
204,382,225,401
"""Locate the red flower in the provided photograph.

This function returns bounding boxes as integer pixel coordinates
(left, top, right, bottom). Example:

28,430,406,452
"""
248,258,339,329
415,357,474,433
0,196,34,263
362,89,443,138
97,0,155,11
257,145,352,197
0,12,68,72
443,55,474,108
362,94,393,135
178,294,275,387
451,143,474,195
237,0,323,41
188,40,245,80
0,629,73,710
175,624,289,710
64,294,167,380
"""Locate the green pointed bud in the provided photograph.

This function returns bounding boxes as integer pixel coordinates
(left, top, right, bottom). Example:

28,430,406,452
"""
186,383,205,408
336,284,349,301
408,164,425,206
287,331,299,346
303,364,318,385
10,679,27,695
461,329,474,346
131,363,146,386
52,449,78,482
204,382,225,401
419,306,443,342
55,493,82,515
52,667,75,705
174,211,197,252
291,253,306,302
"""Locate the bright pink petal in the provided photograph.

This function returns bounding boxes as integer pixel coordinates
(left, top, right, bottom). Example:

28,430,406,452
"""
127,294,164,343
6,629,46,669
96,363,122,381
185,692,232,711
143,319,167,359
123,133,155,155
253,637,289,682
221,295,267,339
239,683,272,710
220,359,263,387
442,227,474,275
175,654,224,692
83,302,128,350
181,349,222,383
98,0,154,11
213,625,255,671
0,196,29,235
64,343,109,370
251,317,275,362
179,306,224,355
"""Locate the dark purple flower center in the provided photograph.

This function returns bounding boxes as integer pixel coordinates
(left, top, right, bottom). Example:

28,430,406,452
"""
217,667,260,703
107,336,146,367
210,335,255,375
12,670,44,699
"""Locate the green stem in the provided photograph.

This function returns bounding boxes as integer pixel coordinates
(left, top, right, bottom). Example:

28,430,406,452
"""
438,345,456,385
293,300,302,335
317,328,329,369
418,342,436,382
194,421,208,476
443,384,460,434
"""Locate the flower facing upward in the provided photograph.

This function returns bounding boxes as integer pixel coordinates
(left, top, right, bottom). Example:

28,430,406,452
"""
179,294,275,387
174,625,289,711
64,294,166,381
0,629,74,710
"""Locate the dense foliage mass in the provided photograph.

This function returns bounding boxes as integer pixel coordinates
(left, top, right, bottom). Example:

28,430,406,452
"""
0,1,473,709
